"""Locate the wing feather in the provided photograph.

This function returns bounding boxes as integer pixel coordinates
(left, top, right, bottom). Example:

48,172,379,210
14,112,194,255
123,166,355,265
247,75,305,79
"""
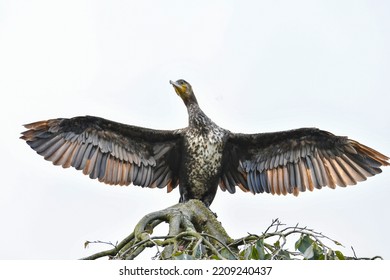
47,140,71,164
267,170,274,194
282,166,290,193
223,128,388,196
305,156,317,190
310,155,324,188
21,116,183,190
277,167,286,195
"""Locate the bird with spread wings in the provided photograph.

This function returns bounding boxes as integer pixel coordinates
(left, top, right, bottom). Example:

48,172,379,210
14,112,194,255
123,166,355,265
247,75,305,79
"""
21,80,389,206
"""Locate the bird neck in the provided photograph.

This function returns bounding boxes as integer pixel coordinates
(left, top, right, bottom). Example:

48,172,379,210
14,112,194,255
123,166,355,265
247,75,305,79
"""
182,92,198,107
187,103,211,129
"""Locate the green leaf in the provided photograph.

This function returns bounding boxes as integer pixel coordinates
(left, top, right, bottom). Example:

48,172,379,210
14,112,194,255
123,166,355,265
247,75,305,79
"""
295,237,302,251
303,244,314,259
335,250,345,260
250,246,260,260
193,244,204,259
241,246,251,260
255,239,266,260
296,235,314,256
277,249,291,260
220,248,236,260
317,254,325,260
172,253,194,260
311,242,323,260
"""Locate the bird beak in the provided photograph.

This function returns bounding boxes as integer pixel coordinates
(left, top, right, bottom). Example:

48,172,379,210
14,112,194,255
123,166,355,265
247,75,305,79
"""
170,80,185,96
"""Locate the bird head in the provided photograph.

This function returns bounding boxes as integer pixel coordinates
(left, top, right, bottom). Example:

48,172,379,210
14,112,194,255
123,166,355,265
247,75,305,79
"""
170,79,197,106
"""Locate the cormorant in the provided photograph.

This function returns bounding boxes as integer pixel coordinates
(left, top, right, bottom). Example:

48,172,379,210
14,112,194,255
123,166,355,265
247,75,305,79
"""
21,79,389,206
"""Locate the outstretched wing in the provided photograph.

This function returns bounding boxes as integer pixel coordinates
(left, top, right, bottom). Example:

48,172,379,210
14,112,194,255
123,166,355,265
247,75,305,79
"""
220,128,389,196
21,116,183,191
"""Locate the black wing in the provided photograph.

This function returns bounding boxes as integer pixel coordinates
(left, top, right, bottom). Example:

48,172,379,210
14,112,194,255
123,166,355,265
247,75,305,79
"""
21,116,183,191
220,128,389,196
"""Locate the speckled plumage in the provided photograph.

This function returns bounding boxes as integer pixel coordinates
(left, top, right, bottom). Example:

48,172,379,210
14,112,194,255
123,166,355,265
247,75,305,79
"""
179,103,228,205
21,79,389,207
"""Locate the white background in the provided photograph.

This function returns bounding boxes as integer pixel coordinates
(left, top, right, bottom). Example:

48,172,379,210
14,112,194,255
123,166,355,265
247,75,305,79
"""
0,0,389,260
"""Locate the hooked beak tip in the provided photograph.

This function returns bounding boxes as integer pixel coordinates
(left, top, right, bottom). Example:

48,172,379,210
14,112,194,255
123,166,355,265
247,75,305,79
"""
170,80,180,90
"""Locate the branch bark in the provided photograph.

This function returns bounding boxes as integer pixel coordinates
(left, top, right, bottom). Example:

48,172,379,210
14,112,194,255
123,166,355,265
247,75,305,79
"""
81,201,381,260
82,199,235,260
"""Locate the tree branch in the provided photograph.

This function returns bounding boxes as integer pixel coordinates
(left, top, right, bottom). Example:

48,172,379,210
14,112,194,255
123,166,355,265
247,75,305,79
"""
81,200,381,260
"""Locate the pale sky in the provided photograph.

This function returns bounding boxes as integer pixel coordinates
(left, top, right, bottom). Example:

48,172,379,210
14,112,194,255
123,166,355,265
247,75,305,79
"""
1,0,389,259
